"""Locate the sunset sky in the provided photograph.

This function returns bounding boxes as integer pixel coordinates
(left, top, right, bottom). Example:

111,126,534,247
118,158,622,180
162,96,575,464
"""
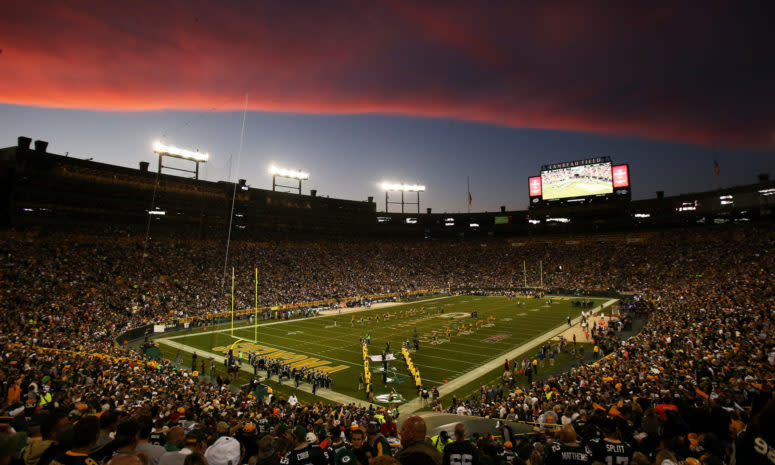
1,1,773,212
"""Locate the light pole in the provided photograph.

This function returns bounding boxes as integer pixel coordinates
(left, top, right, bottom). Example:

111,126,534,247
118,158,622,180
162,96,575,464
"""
269,165,310,194
153,141,209,180
380,182,425,214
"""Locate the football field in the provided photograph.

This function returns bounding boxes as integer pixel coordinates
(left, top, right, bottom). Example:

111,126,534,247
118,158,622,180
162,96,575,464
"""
156,295,610,403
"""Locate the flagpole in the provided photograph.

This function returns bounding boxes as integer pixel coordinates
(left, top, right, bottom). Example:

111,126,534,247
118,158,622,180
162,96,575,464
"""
467,176,470,214
712,141,720,191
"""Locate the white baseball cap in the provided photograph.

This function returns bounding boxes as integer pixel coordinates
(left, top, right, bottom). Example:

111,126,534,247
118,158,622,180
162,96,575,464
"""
205,436,241,465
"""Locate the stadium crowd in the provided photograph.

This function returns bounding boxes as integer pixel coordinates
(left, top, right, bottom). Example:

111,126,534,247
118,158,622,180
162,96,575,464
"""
0,225,773,465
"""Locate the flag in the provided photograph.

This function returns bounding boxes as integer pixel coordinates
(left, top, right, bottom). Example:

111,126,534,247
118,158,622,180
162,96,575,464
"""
468,191,472,206
714,159,720,176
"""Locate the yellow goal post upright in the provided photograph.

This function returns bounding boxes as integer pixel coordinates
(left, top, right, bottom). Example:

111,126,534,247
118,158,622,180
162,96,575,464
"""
230,267,235,337
226,267,260,344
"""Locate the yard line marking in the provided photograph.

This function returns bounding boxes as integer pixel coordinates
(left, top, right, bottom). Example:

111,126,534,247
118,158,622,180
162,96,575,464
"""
159,295,611,408
165,295,461,341
219,337,359,368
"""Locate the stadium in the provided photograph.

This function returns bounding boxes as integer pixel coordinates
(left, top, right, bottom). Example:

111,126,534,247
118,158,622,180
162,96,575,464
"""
1,4,774,465
1,135,774,465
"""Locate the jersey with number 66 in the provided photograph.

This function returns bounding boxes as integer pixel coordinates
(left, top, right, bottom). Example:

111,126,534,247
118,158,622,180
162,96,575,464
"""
442,440,480,465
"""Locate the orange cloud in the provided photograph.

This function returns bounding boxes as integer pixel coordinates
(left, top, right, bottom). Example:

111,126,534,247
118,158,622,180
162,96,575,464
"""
0,1,772,149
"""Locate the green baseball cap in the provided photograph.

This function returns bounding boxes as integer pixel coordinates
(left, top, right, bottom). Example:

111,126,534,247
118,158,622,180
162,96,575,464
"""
335,449,357,465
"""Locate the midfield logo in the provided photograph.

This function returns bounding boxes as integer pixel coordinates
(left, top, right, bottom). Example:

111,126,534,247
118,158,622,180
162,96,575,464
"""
482,334,511,343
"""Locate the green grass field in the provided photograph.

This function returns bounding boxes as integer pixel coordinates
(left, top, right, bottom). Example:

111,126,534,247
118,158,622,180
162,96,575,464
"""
156,295,611,404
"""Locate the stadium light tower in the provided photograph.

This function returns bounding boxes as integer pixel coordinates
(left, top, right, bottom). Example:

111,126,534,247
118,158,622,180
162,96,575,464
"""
153,141,209,180
269,165,309,195
380,182,425,214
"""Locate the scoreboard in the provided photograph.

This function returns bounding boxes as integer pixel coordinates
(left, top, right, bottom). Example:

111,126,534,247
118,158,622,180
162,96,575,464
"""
529,157,630,205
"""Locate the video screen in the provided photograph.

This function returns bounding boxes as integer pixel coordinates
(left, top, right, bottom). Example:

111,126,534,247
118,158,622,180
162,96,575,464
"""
540,162,613,200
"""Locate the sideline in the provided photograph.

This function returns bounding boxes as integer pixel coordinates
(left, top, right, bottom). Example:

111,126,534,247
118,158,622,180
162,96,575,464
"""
158,338,378,408
398,298,618,414
158,295,616,411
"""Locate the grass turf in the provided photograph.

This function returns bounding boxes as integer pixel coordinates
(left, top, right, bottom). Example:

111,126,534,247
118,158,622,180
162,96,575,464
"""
156,295,610,404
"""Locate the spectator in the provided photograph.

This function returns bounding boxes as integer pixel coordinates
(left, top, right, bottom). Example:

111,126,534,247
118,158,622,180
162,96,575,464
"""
134,418,165,465
394,416,441,465
51,416,100,465
204,437,241,465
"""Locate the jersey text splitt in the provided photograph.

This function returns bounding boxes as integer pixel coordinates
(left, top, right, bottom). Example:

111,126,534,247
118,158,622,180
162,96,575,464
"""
588,437,634,465
281,445,330,465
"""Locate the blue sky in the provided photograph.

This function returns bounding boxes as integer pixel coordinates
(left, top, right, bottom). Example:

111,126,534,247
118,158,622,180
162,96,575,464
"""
2,105,772,212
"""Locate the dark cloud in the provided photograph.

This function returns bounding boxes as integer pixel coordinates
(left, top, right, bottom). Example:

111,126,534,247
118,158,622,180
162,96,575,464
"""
1,0,772,148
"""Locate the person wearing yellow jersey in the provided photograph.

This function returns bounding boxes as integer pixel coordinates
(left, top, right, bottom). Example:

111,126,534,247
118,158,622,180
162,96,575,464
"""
366,422,392,458
431,430,452,453
39,390,53,408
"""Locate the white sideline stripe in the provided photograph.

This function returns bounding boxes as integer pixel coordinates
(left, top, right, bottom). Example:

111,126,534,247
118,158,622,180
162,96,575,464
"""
157,338,377,408
398,298,618,415
160,295,613,410
232,298,601,368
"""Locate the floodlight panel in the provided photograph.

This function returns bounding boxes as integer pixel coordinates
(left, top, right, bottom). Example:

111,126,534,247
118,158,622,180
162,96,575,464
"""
153,141,209,162
269,165,310,180
379,182,426,192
